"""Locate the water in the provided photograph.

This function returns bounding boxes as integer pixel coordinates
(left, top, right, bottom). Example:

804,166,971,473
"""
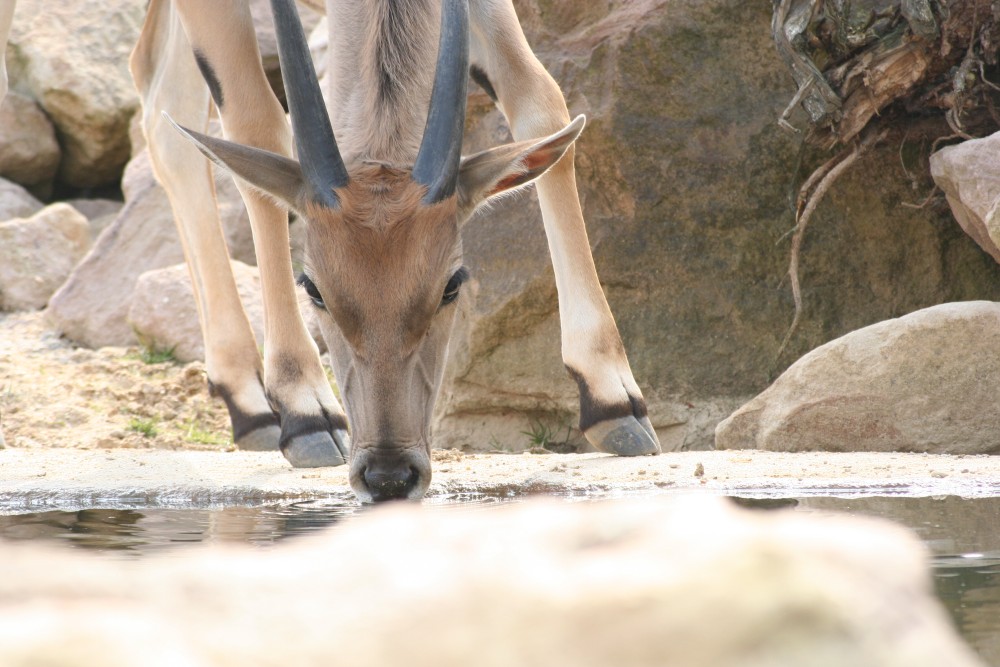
1,493,998,663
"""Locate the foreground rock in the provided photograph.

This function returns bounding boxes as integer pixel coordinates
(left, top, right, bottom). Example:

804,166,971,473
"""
716,302,1000,454
0,496,981,666
0,204,90,311
5,0,144,187
128,261,265,363
930,132,1000,263
48,148,254,348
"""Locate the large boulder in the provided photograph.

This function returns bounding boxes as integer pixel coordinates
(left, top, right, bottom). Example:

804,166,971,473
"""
5,0,144,187
0,496,983,666
435,0,1000,452
47,148,256,348
715,302,1000,454
930,132,1000,264
0,204,91,311
0,177,43,221
0,91,59,188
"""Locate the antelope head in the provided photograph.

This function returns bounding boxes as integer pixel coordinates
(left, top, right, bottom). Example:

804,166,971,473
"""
169,0,584,501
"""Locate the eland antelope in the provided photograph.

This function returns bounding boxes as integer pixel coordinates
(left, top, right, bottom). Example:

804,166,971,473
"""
7,0,661,501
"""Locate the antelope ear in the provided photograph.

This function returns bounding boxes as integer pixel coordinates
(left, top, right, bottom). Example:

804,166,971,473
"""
164,112,313,213
456,115,585,218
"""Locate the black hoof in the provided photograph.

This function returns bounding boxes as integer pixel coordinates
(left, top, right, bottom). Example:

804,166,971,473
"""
585,415,661,456
281,425,350,468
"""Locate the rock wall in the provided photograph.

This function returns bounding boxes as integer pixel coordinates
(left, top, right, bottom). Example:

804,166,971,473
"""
436,0,1000,451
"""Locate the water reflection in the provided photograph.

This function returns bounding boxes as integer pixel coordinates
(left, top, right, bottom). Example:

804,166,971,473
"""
0,502,359,554
0,492,513,555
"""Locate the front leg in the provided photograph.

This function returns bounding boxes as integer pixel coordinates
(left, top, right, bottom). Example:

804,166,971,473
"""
132,0,348,467
469,1,660,456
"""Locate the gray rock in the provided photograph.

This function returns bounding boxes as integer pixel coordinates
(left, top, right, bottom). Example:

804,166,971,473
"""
930,132,1000,263
5,0,144,187
0,204,91,311
128,261,265,363
0,91,59,187
0,496,983,666
0,177,43,222
716,302,1000,454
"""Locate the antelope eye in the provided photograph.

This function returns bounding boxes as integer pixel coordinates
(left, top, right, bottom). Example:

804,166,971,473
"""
297,273,326,309
441,267,469,306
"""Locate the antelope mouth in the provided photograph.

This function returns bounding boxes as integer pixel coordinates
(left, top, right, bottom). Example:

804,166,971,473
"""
349,443,432,503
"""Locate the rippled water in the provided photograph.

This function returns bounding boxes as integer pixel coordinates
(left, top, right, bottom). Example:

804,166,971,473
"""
1,494,998,662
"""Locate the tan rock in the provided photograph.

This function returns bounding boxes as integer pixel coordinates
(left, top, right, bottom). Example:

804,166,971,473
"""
5,0,144,187
0,496,983,667
0,204,91,311
128,261,264,363
930,132,1000,263
0,91,59,187
716,302,1000,454
64,199,125,241
0,177,43,221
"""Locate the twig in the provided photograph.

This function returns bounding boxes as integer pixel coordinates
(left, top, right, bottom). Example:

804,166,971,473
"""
779,77,814,133
930,132,967,154
901,185,941,209
979,61,1000,92
774,128,887,364
897,129,914,183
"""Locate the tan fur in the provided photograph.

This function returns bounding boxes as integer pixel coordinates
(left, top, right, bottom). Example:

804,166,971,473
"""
304,166,460,356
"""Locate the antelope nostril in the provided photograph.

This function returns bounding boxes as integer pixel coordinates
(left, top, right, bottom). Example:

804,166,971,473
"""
363,464,420,502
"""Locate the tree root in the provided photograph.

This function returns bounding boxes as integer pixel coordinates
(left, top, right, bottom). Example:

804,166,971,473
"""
774,128,888,366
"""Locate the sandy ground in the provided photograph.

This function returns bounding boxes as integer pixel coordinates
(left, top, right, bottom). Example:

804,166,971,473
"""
4,309,1000,510
0,311,233,452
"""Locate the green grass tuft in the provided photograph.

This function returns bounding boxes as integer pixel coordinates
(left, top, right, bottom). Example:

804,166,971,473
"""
127,417,159,438
139,345,178,365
